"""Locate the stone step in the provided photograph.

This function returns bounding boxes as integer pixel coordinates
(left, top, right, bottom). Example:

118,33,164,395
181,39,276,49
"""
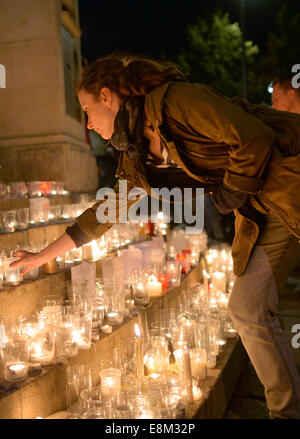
0,263,248,419
0,270,70,321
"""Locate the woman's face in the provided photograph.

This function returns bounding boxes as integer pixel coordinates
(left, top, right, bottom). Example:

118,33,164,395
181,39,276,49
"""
78,88,121,139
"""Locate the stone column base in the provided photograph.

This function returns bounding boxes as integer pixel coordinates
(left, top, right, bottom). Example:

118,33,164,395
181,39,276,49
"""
0,134,99,193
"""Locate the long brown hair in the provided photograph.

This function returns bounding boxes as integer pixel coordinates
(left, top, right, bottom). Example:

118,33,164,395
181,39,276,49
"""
78,52,186,99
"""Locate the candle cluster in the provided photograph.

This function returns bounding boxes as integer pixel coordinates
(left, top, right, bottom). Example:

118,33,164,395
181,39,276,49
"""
0,181,68,200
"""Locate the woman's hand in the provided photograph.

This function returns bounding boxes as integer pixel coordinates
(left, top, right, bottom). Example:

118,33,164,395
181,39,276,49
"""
10,250,46,275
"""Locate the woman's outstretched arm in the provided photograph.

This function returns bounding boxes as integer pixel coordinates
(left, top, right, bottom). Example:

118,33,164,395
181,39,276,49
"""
10,232,77,275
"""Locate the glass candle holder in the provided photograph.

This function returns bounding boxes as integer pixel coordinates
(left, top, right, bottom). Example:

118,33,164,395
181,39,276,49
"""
91,300,106,341
143,347,169,377
210,271,227,295
3,258,21,286
29,206,48,225
0,210,17,233
172,318,195,349
99,368,122,399
47,205,61,223
190,347,207,380
166,261,181,287
173,342,194,403
82,239,106,262
176,253,189,275
105,289,125,326
73,310,93,350
27,181,42,198
146,274,162,298
23,267,39,281
150,394,178,419
132,278,150,306
67,365,92,413
63,251,74,267
82,408,112,419
0,183,8,199
65,280,88,304
55,308,80,358
36,295,63,313
80,386,108,412
2,335,30,382
157,274,169,291
20,317,55,364
16,208,30,230
0,259,4,289
113,395,139,419
69,247,82,264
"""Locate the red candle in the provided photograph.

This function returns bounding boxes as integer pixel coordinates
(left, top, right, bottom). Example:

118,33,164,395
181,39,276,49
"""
182,249,192,268
145,221,155,236
157,274,169,290
176,253,186,262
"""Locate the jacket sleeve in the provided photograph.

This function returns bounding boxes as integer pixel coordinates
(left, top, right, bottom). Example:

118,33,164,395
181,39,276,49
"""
72,178,144,242
163,82,276,194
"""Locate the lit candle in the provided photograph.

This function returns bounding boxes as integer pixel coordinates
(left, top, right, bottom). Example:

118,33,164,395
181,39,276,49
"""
192,380,203,401
173,344,194,403
225,328,237,339
106,312,119,325
101,324,112,334
6,363,28,381
210,272,226,293
133,282,149,306
143,352,157,374
190,347,207,380
125,299,135,311
176,253,189,274
218,293,229,308
148,372,161,380
134,323,144,378
146,274,162,298
138,409,153,419
99,368,122,398
7,273,19,285
157,274,169,291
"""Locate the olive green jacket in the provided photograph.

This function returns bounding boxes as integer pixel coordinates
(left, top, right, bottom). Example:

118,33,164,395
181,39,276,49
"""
77,82,300,276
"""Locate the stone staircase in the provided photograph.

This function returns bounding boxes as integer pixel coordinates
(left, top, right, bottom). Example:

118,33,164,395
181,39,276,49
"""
0,197,248,419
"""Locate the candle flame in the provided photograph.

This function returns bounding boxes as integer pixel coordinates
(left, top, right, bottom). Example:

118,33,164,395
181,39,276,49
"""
134,323,141,338
148,274,158,283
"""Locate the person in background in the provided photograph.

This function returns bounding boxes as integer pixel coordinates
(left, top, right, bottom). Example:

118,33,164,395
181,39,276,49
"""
271,75,300,114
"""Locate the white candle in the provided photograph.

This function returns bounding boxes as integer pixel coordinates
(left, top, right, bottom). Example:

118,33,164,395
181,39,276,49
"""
125,299,135,311
100,369,122,397
6,363,28,381
147,275,162,298
192,381,203,401
148,372,160,380
106,312,119,325
217,293,229,309
225,328,237,339
101,324,112,334
6,272,20,286
210,272,226,293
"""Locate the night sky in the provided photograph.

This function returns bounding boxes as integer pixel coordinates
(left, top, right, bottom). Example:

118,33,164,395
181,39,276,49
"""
78,0,284,62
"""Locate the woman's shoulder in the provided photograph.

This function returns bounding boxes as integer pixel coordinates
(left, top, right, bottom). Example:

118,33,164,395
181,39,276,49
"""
145,81,223,123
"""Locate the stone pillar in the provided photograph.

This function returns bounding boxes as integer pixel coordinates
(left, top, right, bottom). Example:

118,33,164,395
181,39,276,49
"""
0,0,98,193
